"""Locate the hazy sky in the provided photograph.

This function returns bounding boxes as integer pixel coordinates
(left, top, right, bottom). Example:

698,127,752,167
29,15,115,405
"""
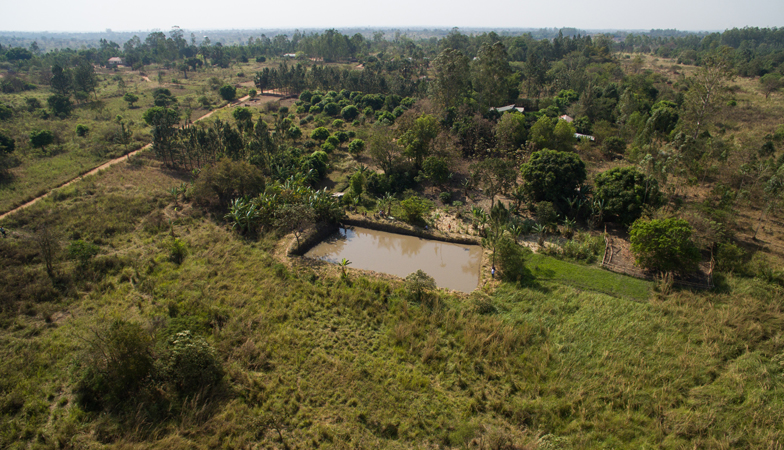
1,0,782,32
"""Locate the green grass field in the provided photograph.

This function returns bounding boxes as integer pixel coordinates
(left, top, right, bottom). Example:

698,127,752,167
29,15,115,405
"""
1,158,783,448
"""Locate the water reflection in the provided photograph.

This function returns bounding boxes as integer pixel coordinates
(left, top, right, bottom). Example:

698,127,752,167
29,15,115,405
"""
306,226,482,293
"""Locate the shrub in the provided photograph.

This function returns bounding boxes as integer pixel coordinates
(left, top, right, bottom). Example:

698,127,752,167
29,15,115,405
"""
75,124,90,137
192,158,266,207
75,320,154,411
311,127,330,141
405,270,436,303
594,167,663,225
629,218,701,275
161,331,223,397
218,84,236,101
67,240,99,268
399,196,430,224
497,237,531,282
169,238,187,264
520,149,586,205
439,191,452,204
348,138,365,157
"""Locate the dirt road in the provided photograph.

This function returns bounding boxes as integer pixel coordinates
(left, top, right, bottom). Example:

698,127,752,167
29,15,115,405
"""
0,94,254,222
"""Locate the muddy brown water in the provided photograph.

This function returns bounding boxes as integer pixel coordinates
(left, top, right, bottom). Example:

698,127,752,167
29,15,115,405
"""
305,226,482,293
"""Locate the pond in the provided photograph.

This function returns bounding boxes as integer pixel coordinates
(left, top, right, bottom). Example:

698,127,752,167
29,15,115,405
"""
305,226,483,293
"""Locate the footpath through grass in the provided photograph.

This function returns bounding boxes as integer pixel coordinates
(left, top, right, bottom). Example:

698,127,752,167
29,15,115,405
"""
526,252,652,300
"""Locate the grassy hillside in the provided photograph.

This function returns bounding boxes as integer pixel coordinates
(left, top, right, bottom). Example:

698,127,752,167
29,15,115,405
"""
1,156,783,449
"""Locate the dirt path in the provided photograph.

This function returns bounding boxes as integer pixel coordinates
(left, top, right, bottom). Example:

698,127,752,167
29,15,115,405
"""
0,95,252,222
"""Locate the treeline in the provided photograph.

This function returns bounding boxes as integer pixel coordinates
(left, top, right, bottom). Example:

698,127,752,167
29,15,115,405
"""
616,27,784,76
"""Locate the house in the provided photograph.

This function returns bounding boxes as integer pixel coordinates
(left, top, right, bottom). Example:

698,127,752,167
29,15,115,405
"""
560,114,574,123
574,133,595,141
490,104,525,113
107,57,125,67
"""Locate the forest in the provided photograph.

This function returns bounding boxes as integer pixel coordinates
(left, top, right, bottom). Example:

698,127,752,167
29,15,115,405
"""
1,25,784,449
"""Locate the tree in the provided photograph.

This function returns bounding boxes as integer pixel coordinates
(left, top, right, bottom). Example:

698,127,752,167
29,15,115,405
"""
682,48,735,139
594,167,663,225
629,218,700,275
399,196,429,224
341,105,359,121
494,112,527,153
552,119,577,152
29,129,54,153
219,84,236,101
349,170,365,200
429,48,471,111
310,127,330,142
529,116,555,150
368,125,402,174
399,114,439,170
421,156,450,186
470,158,517,209
471,42,516,111
143,107,180,166
123,92,139,108
75,124,90,137
232,107,253,133
404,270,437,303
760,73,783,100
47,94,73,118
0,102,12,121
0,131,15,155
520,149,586,205
50,64,72,96
73,62,98,100
348,138,365,158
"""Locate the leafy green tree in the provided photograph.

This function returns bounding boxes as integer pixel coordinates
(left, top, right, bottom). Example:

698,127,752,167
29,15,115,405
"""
471,42,516,110
421,156,450,186
629,218,701,275
218,84,236,101
494,112,527,153
47,94,73,117
143,107,180,166
0,102,12,121
520,149,586,205
311,127,330,142
232,107,253,133
341,105,359,121
602,136,626,157
399,196,430,224
594,167,663,225
429,48,471,111
73,62,98,100
50,64,72,96
552,119,577,152
405,270,437,303
496,236,531,282
0,131,15,155
348,138,365,158
399,114,439,170
760,73,782,100
29,129,54,152
350,171,365,200
529,115,555,150
287,125,303,141
75,124,90,137
123,92,139,108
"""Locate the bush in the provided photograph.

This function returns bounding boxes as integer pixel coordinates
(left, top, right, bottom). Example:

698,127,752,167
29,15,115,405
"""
497,237,531,282
218,84,236,101
341,105,359,121
716,242,746,273
75,124,90,137
404,270,436,303
169,238,187,264
520,149,586,205
629,218,701,275
348,138,365,157
399,196,430,225
67,240,99,268
75,320,154,411
161,331,223,397
192,158,266,207
439,191,452,204
594,167,663,225
311,127,330,141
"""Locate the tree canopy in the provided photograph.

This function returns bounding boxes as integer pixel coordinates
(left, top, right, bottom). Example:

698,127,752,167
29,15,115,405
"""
520,149,586,205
